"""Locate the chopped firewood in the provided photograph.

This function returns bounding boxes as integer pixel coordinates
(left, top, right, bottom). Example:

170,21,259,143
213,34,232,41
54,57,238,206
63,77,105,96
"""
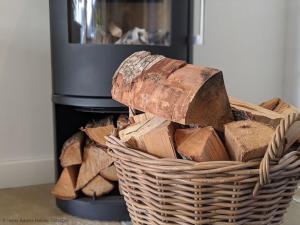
129,112,154,124
81,117,115,146
174,128,199,147
260,98,300,147
119,117,177,158
259,98,282,111
175,127,229,162
109,22,123,38
100,165,118,181
82,175,114,197
59,132,84,167
260,98,299,117
285,120,300,150
224,120,275,162
230,96,284,128
112,51,233,131
51,166,79,200
117,114,129,130
76,142,114,190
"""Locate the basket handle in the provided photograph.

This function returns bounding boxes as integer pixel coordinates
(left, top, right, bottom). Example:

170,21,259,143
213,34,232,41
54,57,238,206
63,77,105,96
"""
253,113,300,196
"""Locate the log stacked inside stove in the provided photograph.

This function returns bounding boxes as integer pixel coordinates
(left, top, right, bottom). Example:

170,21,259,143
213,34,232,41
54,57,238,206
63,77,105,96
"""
51,115,129,200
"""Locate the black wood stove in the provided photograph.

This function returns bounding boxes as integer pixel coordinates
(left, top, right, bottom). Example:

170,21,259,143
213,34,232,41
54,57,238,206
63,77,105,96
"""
49,0,194,221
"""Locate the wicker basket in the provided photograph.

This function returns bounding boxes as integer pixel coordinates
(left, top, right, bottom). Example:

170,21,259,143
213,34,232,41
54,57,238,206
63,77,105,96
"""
106,113,300,225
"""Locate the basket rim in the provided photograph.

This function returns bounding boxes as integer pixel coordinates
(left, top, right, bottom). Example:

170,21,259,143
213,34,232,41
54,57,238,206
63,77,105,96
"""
106,135,300,173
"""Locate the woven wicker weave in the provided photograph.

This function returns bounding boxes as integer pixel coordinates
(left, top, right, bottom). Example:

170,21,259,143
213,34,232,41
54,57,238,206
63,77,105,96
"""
107,113,300,225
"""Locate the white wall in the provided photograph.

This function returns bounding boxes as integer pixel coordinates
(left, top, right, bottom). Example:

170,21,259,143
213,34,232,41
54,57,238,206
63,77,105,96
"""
0,0,54,188
283,0,300,108
194,0,287,104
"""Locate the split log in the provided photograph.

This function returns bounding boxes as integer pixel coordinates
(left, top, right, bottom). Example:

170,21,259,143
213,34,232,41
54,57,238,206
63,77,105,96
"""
175,127,229,162
100,165,118,181
82,175,114,197
112,51,233,131
260,98,300,147
117,114,130,130
109,22,123,38
230,96,284,128
224,120,274,162
174,128,199,147
59,132,84,167
119,116,177,158
129,112,154,124
260,98,299,116
76,142,114,190
81,117,115,146
51,166,79,200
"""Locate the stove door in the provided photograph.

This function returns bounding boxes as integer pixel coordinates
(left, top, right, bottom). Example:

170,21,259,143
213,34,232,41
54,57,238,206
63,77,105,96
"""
70,0,172,46
50,0,192,106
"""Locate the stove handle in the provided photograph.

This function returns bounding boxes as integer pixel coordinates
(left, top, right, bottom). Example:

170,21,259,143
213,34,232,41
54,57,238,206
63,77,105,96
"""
193,0,205,45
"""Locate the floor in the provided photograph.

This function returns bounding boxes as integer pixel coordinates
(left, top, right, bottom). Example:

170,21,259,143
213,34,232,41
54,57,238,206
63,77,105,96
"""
0,184,299,225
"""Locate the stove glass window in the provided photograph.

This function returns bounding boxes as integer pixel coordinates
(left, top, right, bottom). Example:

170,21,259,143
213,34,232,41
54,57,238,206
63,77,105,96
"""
68,0,172,46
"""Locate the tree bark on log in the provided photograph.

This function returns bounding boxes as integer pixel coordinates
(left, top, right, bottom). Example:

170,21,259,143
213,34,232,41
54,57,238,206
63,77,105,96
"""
112,51,233,131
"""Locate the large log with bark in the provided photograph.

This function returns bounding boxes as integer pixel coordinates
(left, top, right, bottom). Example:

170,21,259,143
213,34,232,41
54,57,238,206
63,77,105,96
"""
59,132,84,167
112,51,233,131
224,120,275,162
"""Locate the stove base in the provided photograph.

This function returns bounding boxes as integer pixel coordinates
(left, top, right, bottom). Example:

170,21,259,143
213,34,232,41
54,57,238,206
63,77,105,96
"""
56,195,130,221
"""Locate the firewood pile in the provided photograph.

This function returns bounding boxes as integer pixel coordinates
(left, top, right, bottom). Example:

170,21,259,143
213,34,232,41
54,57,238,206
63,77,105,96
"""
51,116,129,200
52,51,300,201
112,51,300,163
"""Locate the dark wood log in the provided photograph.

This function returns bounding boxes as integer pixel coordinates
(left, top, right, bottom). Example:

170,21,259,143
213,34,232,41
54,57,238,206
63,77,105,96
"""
112,51,233,131
116,114,130,130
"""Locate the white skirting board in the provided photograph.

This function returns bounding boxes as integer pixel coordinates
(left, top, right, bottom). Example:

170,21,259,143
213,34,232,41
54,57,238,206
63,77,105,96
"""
0,157,55,189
